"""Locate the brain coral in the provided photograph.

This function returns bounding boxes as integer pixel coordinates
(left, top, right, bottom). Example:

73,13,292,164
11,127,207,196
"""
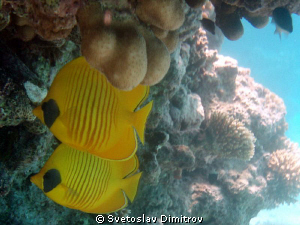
199,112,256,160
267,145,300,203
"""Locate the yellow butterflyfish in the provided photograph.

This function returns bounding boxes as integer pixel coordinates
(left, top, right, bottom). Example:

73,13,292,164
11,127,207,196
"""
33,56,153,160
31,144,141,214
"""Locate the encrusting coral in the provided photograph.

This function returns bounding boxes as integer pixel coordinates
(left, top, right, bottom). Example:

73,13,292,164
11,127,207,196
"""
77,1,175,90
158,30,180,54
137,25,171,86
267,144,300,204
242,11,269,29
136,0,185,31
1,0,81,41
136,0,184,53
77,2,148,90
215,6,244,41
198,112,256,161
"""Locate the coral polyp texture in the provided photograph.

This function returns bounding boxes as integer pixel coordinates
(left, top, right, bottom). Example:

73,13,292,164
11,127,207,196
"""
77,1,174,90
136,0,185,31
267,144,300,204
1,0,300,224
198,112,256,161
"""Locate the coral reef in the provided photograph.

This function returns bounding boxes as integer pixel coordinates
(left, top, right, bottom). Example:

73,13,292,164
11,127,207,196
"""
77,1,175,90
136,0,185,31
0,0,300,225
266,142,300,204
195,112,256,161
1,0,81,41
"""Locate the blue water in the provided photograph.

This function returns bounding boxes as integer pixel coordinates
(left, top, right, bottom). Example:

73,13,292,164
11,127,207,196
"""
220,14,300,224
220,14,300,144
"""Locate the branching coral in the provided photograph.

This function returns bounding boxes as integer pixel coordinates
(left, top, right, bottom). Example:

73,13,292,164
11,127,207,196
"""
267,144,300,204
198,112,256,160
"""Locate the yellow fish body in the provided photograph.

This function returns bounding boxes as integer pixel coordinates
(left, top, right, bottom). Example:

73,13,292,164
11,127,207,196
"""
31,144,141,214
33,56,152,160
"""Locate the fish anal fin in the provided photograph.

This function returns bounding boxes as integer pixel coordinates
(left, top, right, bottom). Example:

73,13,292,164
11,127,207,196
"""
118,85,150,112
93,128,138,161
121,172,142,202
111,154,139,179
133,101,153,144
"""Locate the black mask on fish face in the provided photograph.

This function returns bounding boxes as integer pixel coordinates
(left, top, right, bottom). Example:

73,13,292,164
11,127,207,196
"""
41,99,60,129
43,169,61,193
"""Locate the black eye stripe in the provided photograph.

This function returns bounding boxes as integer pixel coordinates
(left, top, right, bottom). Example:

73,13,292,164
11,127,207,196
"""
42,99,60,129
43,169,61,193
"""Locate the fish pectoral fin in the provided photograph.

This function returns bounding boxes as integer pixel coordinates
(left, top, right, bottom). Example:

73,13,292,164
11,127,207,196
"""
97,128,138,161
122,172,142,202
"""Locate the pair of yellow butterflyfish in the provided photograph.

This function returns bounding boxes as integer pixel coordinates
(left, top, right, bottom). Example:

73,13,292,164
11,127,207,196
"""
30,56,153,214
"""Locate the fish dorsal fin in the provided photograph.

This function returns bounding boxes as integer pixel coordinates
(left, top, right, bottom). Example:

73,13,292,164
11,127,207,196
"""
55,57,88,81
117,84,150,112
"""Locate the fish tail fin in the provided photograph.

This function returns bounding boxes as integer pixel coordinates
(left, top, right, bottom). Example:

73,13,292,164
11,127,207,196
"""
133,101,153,144
119,85,150,112
122,172,142,202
